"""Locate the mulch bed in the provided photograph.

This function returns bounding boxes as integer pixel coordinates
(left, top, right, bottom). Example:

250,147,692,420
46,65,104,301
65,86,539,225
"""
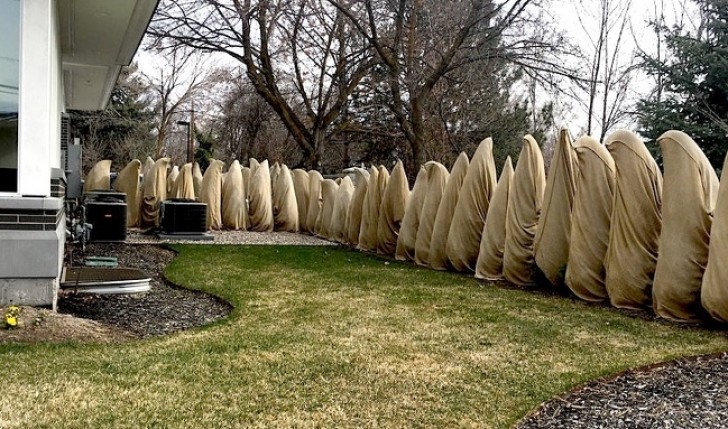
516,352,728,428
58,243,232,338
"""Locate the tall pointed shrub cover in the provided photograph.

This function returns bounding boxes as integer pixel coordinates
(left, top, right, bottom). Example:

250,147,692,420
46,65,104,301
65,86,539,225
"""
429,153,469,270
114,159,141,227
396,165,428,261
475,157,514,280
331,176,354,243
305,170,323,234
292,169,310,229
653,130,719,322
221,160,248,230
446,138,497,272
377,161,409,256
414,161,450,267
347,168,369,246
200,159,224,230
248,159,274,232
272,165,299,232
565,137,615,302
141,158,170,228
702,153,728,322
533,128,578,286
174,163,196,200
357,166,380,251
604,130,663,309
317,179,339,239
503,135,546,286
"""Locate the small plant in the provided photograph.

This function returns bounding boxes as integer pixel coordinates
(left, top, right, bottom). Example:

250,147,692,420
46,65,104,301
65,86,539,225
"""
3,306,21,329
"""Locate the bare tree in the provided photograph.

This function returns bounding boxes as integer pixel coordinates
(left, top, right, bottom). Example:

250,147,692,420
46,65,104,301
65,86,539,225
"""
329,0,575,175
148,0,375,170
574,0,637,140
142,49,209,158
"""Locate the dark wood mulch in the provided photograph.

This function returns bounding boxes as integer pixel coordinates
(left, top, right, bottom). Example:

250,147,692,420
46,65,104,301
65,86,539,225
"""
58,243,232,338
516,352,728,429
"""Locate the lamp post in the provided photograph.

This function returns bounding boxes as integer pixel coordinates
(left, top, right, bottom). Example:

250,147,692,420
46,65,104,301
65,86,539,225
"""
176,120,192,163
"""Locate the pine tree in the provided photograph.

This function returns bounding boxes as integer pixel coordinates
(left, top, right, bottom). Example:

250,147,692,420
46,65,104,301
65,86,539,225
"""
637,0,728,171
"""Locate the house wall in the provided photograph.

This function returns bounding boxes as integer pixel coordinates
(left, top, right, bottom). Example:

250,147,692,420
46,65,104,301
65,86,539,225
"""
0,0,65,308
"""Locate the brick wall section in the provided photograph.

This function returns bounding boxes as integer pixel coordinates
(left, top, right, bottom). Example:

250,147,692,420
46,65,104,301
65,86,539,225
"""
0,208,63,231
0,177,65,231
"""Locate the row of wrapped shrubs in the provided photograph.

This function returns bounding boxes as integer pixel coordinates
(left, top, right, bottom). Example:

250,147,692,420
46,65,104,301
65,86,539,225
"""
85,128,728,324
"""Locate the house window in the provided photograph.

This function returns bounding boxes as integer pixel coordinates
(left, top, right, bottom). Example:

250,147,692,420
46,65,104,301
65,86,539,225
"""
0,0,20,193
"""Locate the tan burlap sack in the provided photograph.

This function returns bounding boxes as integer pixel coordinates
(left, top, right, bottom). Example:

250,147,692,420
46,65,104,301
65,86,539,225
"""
347,168,370,246
475,157,514,280
447,138,498,272
317,179,339,239
604,130,663,310
139,157,155,219
242,166,251,195
166,165,179,197
565,137,615,302
429,153,470,270
533,128,578,286
702,153,728,323
193,162,203,201
221,160,248,230
377,161,410,256
653,130,719,322
141,158,170,228
83,160,112,193
331,176,354,243
305,170,324,234
270,162,281,193
503,135,546,286
414,162,450,267
396,165,428,261
357,166,380,251
272,165,299,232
174,163,196,200
200,159,224,230
292,169,310,229
113,159,141,227
248,159,274,232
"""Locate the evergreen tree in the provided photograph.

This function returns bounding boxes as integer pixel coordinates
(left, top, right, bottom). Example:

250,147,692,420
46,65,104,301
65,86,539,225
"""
69,64,156,171
637,0,728,171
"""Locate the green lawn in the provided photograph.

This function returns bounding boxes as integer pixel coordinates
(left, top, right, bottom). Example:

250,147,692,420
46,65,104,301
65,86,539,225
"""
2,245,726,428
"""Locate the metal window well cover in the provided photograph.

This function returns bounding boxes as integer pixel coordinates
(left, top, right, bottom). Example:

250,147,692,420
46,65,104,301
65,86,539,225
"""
61,267,151,294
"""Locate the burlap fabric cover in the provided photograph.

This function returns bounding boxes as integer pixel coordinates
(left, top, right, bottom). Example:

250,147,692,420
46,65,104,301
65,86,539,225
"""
503,135,546,286
565,137,615,302
141,158,170,228
415,161,450,267
475,157,514,280
200,159,224,230
533,128,578,286
221,160,248,230
139,157,155,218
347,168,369,246
174,163,196,200
242,166,251,196
272,165,299,232
653,130,719,322
193,162,203,201
604,130,663,309
83,160,112,193
702,153,728,322
357,166,380,251
377,161,409,256
396,165,427,261
317,179,339,239
305,170,324,234
331,176,354,243
270,163,281,191
248,159,274,232
292,169,310,230
113,159,141,227
430,153,469,270
447,138,497,272
166,165,179,196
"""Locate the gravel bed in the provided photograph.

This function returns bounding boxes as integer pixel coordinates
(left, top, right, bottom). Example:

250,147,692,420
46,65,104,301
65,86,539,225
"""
58,243,232,338
517,352,728,429
126,229,336,245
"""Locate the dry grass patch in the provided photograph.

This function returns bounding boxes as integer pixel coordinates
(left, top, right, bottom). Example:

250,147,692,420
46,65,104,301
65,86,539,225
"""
0,245,726,428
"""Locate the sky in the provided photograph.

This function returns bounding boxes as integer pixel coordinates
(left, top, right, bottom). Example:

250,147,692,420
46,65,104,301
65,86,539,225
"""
134,0,701,143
